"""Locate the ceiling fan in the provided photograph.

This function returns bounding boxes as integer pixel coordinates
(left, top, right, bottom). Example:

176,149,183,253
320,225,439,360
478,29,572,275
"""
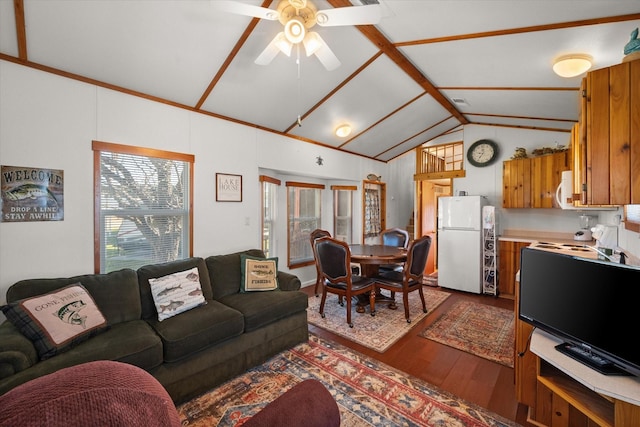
215,0,382,71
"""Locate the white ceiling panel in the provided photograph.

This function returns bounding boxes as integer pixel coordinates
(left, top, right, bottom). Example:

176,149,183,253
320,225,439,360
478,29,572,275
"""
2,1,638,161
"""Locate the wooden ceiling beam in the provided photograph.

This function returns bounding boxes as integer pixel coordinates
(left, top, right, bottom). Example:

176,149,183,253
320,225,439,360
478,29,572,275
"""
326,0,468,125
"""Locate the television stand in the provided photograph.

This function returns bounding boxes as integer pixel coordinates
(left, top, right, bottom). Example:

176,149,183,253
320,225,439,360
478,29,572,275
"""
528,329,640,427
555,342,631,376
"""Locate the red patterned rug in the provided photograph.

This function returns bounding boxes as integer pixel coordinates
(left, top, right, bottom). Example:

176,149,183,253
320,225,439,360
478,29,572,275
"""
419,300,515,367
177,334,519,426
307,287,450,352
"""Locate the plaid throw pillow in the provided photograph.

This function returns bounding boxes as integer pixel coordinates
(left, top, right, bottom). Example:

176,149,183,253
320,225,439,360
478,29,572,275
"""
1,284,109,360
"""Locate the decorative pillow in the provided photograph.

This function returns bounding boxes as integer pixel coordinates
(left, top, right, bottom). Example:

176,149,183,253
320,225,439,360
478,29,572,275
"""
0,284,109,360
240,254,279,292
149,267,206,321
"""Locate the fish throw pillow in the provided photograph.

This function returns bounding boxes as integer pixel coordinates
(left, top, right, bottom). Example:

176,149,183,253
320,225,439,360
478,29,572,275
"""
0,284,108,360
240,254,279,292
149,267,206,321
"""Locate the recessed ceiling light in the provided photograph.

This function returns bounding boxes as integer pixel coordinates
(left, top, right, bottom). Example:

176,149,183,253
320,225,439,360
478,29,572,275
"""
335,124,352,138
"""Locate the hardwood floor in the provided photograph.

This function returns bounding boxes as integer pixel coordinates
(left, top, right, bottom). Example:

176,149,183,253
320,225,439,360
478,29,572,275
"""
302,284,535,426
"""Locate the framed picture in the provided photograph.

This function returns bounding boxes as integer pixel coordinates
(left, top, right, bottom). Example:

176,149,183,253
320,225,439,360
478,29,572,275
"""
216,173,242,202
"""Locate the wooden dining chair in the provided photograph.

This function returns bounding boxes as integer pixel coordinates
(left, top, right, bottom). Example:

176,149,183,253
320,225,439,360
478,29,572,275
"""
379,227,410,273
310,228,332,296
315,236,376,328
375,235,431,323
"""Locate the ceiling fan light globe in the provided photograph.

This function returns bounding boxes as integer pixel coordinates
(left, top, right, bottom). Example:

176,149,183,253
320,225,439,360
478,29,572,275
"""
303,32,323,56
552,54,592,78
274,33,293,56
284,17,306,44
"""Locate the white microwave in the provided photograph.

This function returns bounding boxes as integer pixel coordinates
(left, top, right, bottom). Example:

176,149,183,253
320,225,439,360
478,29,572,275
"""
555,170,618,211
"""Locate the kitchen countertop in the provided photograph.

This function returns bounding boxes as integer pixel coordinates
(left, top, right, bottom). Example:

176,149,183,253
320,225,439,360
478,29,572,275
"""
498,229,595,246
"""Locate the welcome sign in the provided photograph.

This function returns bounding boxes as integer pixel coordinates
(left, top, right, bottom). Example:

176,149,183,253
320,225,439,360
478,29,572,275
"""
1,165,64,222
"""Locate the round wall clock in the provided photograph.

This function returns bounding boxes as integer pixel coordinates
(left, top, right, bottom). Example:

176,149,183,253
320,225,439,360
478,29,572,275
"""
467,139,499,167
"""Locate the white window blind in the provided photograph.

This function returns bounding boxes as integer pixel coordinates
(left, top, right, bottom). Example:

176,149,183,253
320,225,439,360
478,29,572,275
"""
287,181,324,267
93,141,193,273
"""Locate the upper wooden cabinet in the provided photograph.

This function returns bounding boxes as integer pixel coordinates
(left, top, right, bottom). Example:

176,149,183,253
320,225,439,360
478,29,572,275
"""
575,59,640,205
503,151,570,208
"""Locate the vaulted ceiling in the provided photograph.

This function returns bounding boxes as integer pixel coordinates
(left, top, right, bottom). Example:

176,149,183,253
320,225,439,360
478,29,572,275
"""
1,1,639,162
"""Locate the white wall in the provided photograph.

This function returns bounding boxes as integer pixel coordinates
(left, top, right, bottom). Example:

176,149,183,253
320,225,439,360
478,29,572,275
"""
2,60,638,310
426,124,627,237
0,60,384,305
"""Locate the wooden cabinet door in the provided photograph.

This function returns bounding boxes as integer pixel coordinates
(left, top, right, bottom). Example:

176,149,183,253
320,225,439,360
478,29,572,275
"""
504,152,567,209
502,158,531,208
584,61,638,205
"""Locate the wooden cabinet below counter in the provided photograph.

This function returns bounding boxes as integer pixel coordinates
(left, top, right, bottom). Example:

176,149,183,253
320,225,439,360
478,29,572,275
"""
497,240,529,298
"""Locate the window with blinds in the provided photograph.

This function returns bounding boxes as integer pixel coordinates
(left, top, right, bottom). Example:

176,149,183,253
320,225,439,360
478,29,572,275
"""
287,181,324,268
93,141,193,273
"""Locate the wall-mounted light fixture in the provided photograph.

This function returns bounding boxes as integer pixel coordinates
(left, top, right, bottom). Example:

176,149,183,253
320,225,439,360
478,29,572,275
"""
335,124,352,138
552,54,593,78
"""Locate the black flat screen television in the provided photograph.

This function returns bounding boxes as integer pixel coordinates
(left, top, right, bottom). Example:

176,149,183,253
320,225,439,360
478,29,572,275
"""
518,247,640,377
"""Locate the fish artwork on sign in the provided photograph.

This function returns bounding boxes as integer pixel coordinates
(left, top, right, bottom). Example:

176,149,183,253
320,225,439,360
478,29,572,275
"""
3,183,59,206
250,269,274,278
56,300,88,329
366,174,381,181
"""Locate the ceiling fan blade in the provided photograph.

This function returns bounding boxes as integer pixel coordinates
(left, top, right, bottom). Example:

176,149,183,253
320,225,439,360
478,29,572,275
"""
313,40,341,71
255,32,290,65
315,4,381,27
213,1,279,20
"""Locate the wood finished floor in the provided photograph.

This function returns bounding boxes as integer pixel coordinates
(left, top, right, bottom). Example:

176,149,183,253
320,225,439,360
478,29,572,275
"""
302,284,535,426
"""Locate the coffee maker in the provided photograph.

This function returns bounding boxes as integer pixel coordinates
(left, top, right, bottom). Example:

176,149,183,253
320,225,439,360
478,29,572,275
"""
574,214,594,241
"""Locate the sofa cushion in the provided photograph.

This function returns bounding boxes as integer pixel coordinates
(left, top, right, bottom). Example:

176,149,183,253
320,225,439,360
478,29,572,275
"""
219,290,308,332
146,301,244,363
240,254,278,292
6,269,141,326
137,258,213,320
1,284,109,360
206,249,265,299
149,267,206,321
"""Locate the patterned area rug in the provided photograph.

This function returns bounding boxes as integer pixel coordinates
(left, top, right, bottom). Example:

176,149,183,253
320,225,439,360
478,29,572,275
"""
307,287,450,352
419,300,515,367
177,333,520,427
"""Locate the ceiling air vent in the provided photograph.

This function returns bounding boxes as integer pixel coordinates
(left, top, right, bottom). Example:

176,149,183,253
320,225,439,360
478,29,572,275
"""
451,97,468,106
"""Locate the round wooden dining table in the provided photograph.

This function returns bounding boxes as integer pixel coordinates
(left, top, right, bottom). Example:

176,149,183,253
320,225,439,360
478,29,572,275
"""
349,244,407,312
349,244,407,278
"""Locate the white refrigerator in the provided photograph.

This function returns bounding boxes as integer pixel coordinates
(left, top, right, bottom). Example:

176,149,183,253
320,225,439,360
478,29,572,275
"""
437,196,488,294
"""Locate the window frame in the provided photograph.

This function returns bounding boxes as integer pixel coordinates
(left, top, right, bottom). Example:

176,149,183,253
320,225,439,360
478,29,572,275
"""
286,181,325,269
260,175,281,258
332,185,357,243
92,140,194,274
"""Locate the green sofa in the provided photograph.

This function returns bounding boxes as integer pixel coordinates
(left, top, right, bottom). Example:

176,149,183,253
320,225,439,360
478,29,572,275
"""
0,249,309,403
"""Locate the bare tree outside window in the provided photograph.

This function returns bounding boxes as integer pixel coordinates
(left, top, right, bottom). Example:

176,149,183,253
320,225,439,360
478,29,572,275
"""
93,141,193,273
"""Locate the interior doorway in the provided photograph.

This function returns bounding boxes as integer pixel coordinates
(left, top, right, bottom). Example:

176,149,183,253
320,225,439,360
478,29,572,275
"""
417,179,451,275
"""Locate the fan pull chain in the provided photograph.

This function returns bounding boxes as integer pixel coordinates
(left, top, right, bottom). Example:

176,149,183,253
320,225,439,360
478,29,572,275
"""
296,44,302,127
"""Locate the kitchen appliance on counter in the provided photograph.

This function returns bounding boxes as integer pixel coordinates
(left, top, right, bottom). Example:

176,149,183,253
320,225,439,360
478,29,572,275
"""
437,195,491,294
574,214,595,241
591,224,618,250
528,241,598,259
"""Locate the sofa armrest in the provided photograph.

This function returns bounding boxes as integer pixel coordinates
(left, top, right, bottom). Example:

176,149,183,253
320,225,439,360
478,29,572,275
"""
0,322,38,379
277,271,301,291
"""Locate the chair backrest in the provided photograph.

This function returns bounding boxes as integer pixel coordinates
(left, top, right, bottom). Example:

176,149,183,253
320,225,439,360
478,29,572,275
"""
310,229,332,271
315,236,350,283
404,235,432,280
381,228,410,249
